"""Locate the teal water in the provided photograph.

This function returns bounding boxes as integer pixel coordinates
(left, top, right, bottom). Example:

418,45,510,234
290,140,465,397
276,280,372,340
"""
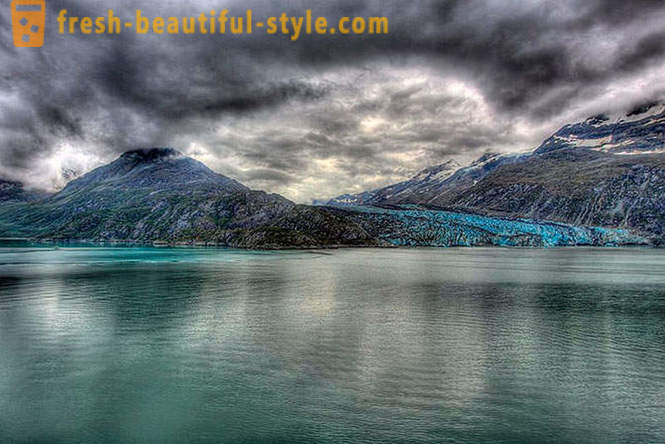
1,246,664,443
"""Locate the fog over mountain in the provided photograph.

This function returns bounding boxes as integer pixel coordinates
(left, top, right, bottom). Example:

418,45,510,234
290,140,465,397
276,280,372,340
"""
2,0,665,202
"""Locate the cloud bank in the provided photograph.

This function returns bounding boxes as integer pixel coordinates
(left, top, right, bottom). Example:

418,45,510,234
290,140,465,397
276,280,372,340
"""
2,0,665,201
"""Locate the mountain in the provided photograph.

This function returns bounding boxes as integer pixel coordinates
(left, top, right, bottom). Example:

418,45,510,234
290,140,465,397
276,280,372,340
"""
0,147,654,248
535,103,665,155
320,103,665,240
0,179,51,202
324,153,532,207
0,148,378,248
324,159,462,206
56,148,246,195
1,180,28,202
430,149,665,238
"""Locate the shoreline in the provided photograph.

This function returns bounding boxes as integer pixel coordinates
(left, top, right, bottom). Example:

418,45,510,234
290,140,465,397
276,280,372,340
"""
0,237,658,251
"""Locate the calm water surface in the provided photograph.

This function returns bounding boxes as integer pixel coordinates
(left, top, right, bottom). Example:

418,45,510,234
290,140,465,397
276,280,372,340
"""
1,246,664,443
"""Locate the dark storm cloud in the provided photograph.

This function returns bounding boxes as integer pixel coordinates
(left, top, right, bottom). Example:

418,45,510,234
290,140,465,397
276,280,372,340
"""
2,0,665,199
616,31,665,72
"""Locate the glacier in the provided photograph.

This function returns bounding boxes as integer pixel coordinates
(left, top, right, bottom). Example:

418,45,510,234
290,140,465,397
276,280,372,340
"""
348,205,649,248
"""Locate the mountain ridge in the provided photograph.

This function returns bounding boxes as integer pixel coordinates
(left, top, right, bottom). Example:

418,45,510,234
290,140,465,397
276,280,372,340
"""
57,147,247,197
322,159,462,207
0,148,383,248
1,117,662,249
0,179,51,202
324,102,665,208
318,103,665,239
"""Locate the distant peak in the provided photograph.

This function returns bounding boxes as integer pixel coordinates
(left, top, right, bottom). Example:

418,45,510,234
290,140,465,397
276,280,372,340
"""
626,101,661,117
420,159,460,173
580,102,664,125
0,178,22,186
472,152,500,165
410,159,462,182
121,148,183,161
586,114,610,124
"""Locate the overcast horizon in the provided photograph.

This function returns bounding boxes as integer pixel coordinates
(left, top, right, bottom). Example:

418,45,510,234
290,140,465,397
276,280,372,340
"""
3,0,665,202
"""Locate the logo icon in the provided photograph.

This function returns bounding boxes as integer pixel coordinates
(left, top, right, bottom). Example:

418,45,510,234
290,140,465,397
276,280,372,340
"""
11,0,46,47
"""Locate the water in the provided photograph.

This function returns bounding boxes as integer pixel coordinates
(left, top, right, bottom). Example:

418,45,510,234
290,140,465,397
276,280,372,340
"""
1,246,664,443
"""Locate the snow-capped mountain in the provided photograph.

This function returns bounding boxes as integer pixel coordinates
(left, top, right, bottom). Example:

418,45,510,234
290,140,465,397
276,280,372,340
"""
324,159,461,206
324,102,665,209
535,102,665,155
317,102,665,239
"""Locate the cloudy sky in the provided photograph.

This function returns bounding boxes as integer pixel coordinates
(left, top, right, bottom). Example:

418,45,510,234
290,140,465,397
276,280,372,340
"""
2,0,665,202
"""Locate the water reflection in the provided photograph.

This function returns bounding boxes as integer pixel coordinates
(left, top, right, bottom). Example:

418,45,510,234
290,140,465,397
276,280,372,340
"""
0,247,664,442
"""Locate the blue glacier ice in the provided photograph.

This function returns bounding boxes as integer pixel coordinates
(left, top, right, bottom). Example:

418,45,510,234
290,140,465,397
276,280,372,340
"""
349,205,648,247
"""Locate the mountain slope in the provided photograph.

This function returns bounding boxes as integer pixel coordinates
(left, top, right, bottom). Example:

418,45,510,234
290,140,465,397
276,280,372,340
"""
431,149,665,237
0,148,379,247
0,179,51,202
0,147,652,248
324,159,462,206
322,103,665,240
535,103,665,155
52,148,247,203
